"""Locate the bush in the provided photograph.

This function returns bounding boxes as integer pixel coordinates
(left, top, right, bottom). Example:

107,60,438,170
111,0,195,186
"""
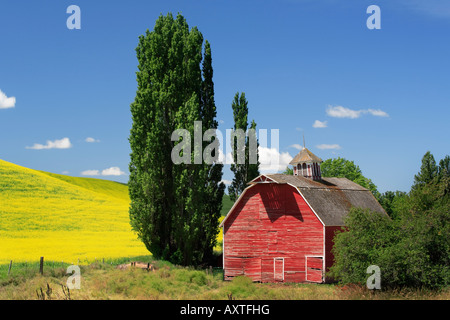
329,206,449,290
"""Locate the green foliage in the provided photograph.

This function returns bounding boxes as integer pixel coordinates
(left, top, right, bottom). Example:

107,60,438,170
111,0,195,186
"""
412,151,438,191
321,157,379,198
377,190,408,219
221,194,234,216
329,208,396,285
228,92,260,202
128,13,224,266
330,152,450,289
282,166,294,175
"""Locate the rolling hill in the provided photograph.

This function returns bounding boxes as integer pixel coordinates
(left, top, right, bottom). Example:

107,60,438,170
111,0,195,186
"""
0,159,149,264
0,159,231,265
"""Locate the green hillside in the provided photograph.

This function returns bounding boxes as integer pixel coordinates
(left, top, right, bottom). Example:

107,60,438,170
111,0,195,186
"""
221,194,234,216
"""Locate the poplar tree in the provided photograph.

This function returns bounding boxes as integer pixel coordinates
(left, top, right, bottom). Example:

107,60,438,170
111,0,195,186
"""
413,151,438,189
128,13,224,266
228,92,260,202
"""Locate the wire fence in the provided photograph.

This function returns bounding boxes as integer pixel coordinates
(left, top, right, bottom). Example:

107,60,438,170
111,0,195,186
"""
0,256,224,279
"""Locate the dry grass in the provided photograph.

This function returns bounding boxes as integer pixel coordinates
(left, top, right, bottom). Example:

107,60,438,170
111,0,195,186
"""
0,258,447,300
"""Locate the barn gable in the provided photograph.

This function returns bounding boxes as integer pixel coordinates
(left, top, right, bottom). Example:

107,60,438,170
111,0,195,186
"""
221,182,324,282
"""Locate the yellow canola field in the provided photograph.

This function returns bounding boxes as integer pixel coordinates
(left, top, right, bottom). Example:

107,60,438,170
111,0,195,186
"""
0,159,148,265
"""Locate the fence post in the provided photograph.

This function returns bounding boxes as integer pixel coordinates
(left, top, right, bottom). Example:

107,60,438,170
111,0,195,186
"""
39,257,44,275
8,260,12,276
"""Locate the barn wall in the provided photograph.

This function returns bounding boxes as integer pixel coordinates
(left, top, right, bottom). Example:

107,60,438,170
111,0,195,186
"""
223,183,324,283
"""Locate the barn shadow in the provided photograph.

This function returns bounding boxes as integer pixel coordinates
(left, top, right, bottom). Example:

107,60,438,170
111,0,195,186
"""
259,184,303,223
223,184,304,234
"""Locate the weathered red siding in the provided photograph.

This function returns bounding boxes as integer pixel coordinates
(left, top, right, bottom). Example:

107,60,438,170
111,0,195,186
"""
223,184,324,283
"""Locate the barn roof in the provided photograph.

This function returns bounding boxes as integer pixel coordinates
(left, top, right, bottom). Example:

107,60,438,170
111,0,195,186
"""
261,174,385,226
289,147,323,165
220,174,386,227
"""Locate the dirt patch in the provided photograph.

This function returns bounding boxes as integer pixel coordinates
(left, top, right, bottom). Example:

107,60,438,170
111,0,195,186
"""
116,261,156,271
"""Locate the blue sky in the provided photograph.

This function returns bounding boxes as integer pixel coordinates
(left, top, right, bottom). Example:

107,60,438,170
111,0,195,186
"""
1,0,449,193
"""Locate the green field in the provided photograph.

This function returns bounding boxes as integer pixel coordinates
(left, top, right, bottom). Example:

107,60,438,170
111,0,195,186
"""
1,255,447,300
221,193,233,216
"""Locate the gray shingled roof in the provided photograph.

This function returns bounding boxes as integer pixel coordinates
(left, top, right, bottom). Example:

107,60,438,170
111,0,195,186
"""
257,174,386,226
289,147,323,165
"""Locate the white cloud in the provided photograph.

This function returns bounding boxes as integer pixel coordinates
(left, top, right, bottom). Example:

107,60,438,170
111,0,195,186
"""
81,167,126,176
217,146,292,173
367,109,389,117
312,120,328,128
81,170,100,176
218,148,234,165
220,179,232,186
0,90,16,109
326,105,389,119
326,105,362,119
288,144,303,150
258,146,293,173
85,137,100,143
26,137,72,150
62,171,70,174
316,144,342,150
101,167,126,176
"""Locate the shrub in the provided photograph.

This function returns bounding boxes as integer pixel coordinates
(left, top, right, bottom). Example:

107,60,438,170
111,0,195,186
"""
330,207,449,290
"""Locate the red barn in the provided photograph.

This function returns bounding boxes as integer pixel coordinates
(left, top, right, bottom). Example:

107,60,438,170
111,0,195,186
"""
219,147,386,283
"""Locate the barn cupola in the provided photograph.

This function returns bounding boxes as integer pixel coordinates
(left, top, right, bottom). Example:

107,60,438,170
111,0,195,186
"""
289,146,323,181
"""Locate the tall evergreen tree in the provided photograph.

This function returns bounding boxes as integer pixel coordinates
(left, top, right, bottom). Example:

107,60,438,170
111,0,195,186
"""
198,40,225,264
228,92,260,202
128,13,224,266
413,151,438,190
438,155,450,179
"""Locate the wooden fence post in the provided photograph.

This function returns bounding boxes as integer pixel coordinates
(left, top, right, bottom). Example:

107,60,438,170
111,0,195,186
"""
8,260,12,276
39,257,44,275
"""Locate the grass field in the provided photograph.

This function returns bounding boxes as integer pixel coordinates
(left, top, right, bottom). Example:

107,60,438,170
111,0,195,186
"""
220,194,233,216
0,255,447,300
